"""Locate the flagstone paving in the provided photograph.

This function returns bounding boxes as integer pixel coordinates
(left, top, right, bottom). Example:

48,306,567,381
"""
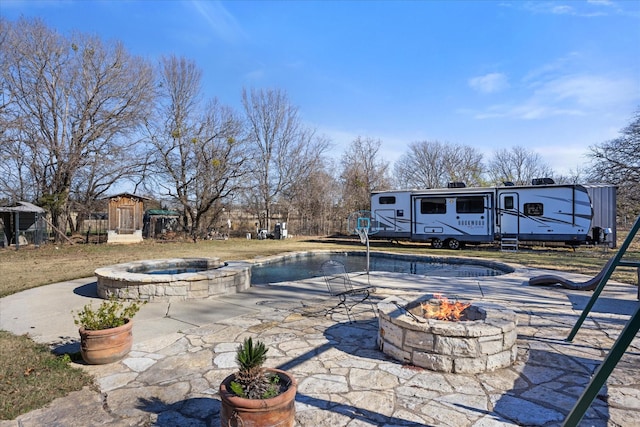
1,264,639,426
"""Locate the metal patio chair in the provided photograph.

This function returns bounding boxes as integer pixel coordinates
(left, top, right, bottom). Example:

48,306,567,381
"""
321,260,377,323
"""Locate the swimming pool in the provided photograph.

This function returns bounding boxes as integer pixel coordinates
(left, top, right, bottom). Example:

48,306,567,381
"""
250,251,512,284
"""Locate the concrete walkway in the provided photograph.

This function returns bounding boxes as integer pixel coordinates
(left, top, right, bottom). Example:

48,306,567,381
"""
1,260,639,426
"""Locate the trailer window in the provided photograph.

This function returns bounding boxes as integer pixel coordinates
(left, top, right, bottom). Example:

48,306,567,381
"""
420,198,446,214
379,196,396,205
504,196,514,210
456,197,484,214
524,203,543,216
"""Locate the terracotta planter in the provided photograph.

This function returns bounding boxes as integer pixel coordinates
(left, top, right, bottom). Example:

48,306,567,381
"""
79,319,133,364
219,368,297,427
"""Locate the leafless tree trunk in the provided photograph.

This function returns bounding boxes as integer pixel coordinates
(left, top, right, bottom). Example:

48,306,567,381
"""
0,17,154,240
287,164,339,236
486,146,554,186
242,88,328,231
340,136,391,216
147,55,249,237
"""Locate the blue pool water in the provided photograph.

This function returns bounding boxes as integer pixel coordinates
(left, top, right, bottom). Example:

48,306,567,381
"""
251,252,508,284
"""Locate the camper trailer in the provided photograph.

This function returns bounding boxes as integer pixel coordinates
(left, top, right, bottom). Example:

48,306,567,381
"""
371,181,593,249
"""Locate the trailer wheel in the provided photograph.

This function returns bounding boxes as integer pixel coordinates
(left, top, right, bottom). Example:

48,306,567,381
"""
431,238,443,249
445,238,461,250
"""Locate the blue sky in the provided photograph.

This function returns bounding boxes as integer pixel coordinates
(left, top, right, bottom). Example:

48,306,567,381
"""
3,0,639,176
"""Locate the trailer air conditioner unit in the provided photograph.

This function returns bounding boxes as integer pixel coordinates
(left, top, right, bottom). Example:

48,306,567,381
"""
532,178,555,185
447,182,466,188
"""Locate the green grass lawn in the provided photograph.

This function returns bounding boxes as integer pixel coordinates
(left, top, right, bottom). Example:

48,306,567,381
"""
0,331,93,420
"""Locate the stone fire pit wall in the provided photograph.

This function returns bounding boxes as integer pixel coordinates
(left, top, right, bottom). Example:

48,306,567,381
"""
377,296,518,374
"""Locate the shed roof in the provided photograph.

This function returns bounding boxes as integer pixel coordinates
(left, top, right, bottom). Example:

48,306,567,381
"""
104,192,151,200
0,201,45,213
146,209,180,216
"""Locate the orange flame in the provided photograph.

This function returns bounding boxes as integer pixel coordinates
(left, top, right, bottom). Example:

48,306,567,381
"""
420,293,470,321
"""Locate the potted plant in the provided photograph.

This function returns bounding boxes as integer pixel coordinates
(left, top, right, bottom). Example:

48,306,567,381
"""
72,297,145,365
219,337,297,427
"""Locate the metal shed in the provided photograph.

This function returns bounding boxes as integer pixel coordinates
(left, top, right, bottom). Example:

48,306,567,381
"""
143,209,181,239
0,201,47,248
584,184,618,248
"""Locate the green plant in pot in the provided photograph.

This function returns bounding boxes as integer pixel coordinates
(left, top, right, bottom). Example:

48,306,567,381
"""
219,337,297,427
72,297,145,365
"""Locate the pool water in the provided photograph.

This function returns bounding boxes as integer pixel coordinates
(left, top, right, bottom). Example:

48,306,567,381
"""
251,253,507,284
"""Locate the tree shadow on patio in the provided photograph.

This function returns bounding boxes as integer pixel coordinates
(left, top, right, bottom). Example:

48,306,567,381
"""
489,345,609,425
136,396,221,426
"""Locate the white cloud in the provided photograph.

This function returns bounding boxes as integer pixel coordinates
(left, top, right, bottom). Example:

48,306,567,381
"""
189,0,247,43
522,52,581,83
532,145,591,175
470,71,637,120
528,0,640,17
244,68,266,82
534,74,632,108
587,0,614,6
468,73,510,94
550,5,575,15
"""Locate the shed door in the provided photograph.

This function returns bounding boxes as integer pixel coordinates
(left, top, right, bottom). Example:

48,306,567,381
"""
118,206,135,234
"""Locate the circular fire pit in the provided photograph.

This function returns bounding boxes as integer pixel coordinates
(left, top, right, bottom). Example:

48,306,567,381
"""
377,295,517,374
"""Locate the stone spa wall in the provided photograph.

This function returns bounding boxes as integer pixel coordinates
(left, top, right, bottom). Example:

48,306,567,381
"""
95,258,252,302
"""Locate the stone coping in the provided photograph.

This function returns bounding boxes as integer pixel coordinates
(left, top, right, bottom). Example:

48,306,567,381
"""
95,258,252,302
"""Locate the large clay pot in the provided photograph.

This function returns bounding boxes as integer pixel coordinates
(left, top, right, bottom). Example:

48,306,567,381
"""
219,368,297,427
79,319,133,364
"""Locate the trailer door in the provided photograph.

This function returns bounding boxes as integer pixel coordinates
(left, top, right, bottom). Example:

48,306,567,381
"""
499,192,519,236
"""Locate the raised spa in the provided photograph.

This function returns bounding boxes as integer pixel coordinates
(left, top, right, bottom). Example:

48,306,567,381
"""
377,295,518,374
95,258,252,302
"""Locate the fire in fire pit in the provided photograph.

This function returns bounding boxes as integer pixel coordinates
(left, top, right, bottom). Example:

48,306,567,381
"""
377,294,517,374
420,293,470,321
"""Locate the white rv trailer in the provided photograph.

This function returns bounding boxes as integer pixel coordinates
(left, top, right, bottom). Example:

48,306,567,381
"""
370,182,593,249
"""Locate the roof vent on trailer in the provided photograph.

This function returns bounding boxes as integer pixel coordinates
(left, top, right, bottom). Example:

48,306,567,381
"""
448,182,466,188
532,178,555,185
503,181,515,186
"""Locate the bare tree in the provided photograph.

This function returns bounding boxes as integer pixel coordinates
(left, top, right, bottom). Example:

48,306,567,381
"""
587,109,640,219
242,87,329,230
0,17,155,239
340,137,391,216
393,140,484,189
554,165,586,185
147,55,249,237
486,146,554,186
287,160,340,235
